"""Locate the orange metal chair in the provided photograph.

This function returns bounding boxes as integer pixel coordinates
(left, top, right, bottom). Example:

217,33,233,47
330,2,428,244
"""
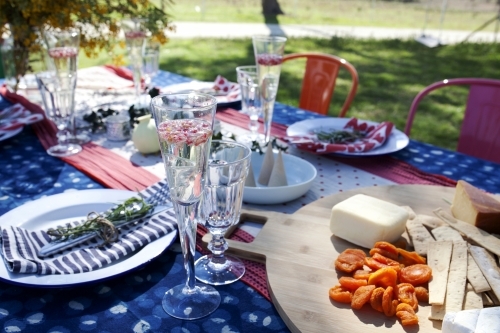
405,78,500,164
282,52,359,117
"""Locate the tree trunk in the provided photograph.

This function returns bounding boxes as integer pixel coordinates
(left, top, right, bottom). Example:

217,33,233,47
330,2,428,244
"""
262,0,285,15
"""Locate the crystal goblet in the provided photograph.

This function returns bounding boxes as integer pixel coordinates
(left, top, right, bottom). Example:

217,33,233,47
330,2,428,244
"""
235,65,264,146
252,35,287,145
195,140,251,285
151,93,221,320
44,27,91,145
36,72,82,157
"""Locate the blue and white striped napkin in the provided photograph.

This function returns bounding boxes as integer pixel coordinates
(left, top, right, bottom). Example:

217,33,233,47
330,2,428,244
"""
0,180,177,275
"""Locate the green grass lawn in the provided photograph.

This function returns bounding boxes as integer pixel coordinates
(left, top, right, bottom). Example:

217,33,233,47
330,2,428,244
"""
165,0,499,32
80,36,500,151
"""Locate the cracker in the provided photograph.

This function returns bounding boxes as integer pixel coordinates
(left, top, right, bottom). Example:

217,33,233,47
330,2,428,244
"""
467,253,491,293
463,283,484,310
431,225,464,243
429,304,446,321
469,245,500,301
434,208,500,257
428,241,453,305
444,241,468,314
482,292,495,306
416,214,446,229
406,219,435,256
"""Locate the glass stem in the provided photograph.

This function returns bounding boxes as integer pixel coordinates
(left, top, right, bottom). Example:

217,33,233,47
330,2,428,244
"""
173,201,199,291
262,99,275,144
208,234,228,262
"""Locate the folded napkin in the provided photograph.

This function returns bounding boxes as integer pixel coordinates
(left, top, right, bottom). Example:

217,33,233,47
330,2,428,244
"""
213,75,240,102
0,103,44,133
77,66,138,91
287,118,394,154
0,180,177,275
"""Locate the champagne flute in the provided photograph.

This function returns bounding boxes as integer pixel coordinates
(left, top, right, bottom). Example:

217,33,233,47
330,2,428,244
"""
195,140,251,285
235,65,264,146
151,93,221,320
36,71,82,157
44,28,91,145
122,18,147,102
252,36,287,145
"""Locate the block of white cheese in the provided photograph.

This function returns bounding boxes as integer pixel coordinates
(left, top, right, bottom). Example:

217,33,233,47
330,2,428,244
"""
330,194,409,249
442,309,480,333
475,307,500,333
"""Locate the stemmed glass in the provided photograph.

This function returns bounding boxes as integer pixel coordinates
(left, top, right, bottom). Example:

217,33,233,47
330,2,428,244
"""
142,39,160,91
195,140,251,285
44,28,91,145
36,72,82,157
122,18,147,102
151,93,221,320
252,36,287,144
235,65,264,146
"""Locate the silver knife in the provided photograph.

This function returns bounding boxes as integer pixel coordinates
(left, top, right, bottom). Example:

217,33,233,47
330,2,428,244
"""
38,205,171,257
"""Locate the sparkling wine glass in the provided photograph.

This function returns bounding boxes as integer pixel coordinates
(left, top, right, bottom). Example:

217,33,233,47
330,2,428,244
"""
150,93,221,320
195,140,251,285
235,65,264,146
122,18,147,101
36,71,82,157
44,28,91,145
142,39,160,90
252,35,287,144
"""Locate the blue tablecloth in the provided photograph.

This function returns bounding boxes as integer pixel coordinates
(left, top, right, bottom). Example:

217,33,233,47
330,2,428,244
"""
1,70,499,333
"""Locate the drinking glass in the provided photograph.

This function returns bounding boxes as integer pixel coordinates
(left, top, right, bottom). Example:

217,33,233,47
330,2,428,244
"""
36,72,82,157
142,39,160,90
44,28,90,145
150,93,221,320
235,65,264,145
122,18,147,100
195,140,251,285
252,36,287,144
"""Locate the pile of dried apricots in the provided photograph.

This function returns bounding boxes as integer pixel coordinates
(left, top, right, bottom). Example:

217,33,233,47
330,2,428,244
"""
329,241,432,327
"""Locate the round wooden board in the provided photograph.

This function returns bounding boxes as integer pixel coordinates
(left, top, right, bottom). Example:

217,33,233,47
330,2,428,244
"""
231,184,456,333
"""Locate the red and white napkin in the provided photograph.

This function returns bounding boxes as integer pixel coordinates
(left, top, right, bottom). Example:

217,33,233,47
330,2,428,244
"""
287,118,394,154
212,75,240,102
0,103,44,140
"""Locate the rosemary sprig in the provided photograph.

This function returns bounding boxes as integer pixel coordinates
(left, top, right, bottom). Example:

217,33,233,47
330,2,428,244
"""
46,197,154,243
315,129,365,144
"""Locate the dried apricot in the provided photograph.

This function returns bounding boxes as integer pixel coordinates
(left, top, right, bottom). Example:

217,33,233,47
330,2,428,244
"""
353,270,371,280
415,286,429,302
329,285,352,303
382,286,399,317
339,277,367,291
371,253,402,271
370,241,399,260
364,257,388,271
335,249,366,273
396,303,419,326
400,264,432,285
397,248,426,266
368,267,398,288
351,285,376,310
370,287,385,312
396,283,418,310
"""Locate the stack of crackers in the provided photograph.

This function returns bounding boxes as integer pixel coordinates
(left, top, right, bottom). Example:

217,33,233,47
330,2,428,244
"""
402,206,500,321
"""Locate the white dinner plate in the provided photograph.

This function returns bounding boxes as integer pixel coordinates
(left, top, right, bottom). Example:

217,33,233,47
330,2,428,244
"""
286,118,410,156
0,189,177,288
161,81,241,106
243,152,317,205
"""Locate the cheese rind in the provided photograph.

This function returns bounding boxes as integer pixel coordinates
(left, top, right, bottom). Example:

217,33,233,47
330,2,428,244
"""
329,194,409,249
451,180,500,234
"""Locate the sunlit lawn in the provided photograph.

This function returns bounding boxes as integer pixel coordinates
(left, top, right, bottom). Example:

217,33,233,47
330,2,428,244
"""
80,37,500,151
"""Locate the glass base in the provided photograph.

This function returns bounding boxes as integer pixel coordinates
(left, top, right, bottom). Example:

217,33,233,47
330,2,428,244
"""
236,133,266,148
195,255,246,286
162,283,221,320
47,143,82,157
68,133,92,145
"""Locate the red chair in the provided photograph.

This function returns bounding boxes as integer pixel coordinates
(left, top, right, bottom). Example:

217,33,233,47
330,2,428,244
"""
405,78,500,164
282,53,358,117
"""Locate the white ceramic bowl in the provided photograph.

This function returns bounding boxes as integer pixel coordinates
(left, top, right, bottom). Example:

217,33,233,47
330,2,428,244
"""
243,152,317,205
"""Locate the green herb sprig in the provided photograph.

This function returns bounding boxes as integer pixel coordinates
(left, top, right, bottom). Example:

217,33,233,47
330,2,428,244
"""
47,197,153,244
250,138,288,155
315,129,365,144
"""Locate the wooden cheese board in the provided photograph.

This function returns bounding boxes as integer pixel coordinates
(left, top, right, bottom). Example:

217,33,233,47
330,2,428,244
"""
225,184,457,333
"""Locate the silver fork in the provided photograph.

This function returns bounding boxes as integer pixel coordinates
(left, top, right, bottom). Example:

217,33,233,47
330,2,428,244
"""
38,182,172,257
